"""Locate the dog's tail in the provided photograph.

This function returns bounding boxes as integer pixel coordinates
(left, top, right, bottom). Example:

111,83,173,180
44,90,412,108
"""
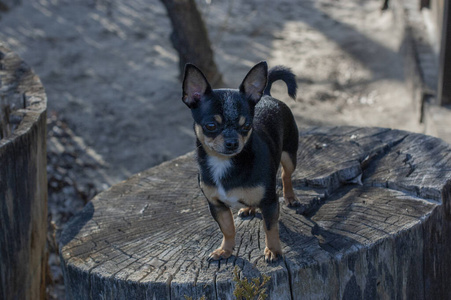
263,65,297,100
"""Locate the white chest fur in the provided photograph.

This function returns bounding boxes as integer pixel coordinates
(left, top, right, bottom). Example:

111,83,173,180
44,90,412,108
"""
207,156,232,184
207,156,242,208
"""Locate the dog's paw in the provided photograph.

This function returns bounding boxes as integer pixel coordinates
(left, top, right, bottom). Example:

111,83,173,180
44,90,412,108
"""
208,248,232,261
264,247,282,263
283,196,300,207
238,207,256,218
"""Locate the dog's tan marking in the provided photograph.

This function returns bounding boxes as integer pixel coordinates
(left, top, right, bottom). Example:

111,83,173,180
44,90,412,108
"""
195,123,254,157
238,207,256,217
281,151,297,206
195,124,227,158
209,208,235,260
229,185,265,207
238,128,252,149
214,114,223,124
239,116,246,126
210,135,225,154
194,124,206,143
263,218,282,262
199,182,220,205
200,182,265,208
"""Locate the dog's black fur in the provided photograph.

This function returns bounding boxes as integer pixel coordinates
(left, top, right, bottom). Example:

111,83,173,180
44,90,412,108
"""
182,61,299,262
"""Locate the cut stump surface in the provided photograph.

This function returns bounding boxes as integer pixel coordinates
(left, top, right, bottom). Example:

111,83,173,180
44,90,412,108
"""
60,126,451,300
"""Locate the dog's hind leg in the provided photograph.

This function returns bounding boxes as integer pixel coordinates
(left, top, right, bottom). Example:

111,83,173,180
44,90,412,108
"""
238,207,256,218
281,151,298,207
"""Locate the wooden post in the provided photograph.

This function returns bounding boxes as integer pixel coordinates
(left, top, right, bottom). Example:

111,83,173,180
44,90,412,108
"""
420,0,429,9
159,0,225,87
60,127,451,299
0,43,48,299
438,0,451,105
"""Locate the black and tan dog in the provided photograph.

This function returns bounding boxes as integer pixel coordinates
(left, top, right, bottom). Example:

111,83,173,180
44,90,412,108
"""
182,61,298,262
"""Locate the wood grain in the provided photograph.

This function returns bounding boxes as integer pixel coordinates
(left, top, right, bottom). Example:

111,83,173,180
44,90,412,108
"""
0,43,48,300
60,126,451,299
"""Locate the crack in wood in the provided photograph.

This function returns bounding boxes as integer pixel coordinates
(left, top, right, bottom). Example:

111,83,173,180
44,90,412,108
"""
283,257,295,300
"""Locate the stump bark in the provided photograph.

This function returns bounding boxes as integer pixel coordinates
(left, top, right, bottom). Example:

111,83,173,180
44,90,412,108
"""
60,126,451,300
0,43,48,299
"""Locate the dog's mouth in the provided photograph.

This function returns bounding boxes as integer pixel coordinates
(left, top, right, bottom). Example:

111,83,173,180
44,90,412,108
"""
196,126,251,158
205,142,243,157
219,149,241,156
211,145,242,157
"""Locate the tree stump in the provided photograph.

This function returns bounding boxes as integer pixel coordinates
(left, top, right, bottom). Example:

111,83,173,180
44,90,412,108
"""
60,127,451,300
0,43,48,299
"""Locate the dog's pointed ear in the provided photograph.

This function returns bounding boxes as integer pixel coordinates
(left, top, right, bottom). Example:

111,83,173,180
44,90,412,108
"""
182,64,212,109
239,61,268,105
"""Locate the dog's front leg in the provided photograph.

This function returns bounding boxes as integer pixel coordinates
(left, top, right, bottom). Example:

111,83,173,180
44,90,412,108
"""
260,199,282,263
207,201,236,260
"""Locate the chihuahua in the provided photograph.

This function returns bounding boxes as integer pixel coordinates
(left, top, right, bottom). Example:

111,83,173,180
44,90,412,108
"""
182,61,298,262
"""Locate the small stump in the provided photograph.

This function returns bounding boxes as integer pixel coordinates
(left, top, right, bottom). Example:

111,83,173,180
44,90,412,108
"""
60,127,451,299
0,43,48,299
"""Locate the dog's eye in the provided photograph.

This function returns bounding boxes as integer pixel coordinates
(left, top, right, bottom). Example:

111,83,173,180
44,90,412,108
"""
242,123,252,131
205,123,217,131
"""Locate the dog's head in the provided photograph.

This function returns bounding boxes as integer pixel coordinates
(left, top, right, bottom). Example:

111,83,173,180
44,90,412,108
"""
182,62,268,157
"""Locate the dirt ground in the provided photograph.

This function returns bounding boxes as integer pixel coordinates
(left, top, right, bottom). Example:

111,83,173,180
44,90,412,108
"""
0,0,423,298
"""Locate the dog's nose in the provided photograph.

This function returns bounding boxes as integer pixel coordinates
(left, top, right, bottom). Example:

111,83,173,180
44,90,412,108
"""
225,139,239,151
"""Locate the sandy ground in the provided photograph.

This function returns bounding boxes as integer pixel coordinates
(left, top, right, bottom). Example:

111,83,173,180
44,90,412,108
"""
1,0,423,180
0,0,423,298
